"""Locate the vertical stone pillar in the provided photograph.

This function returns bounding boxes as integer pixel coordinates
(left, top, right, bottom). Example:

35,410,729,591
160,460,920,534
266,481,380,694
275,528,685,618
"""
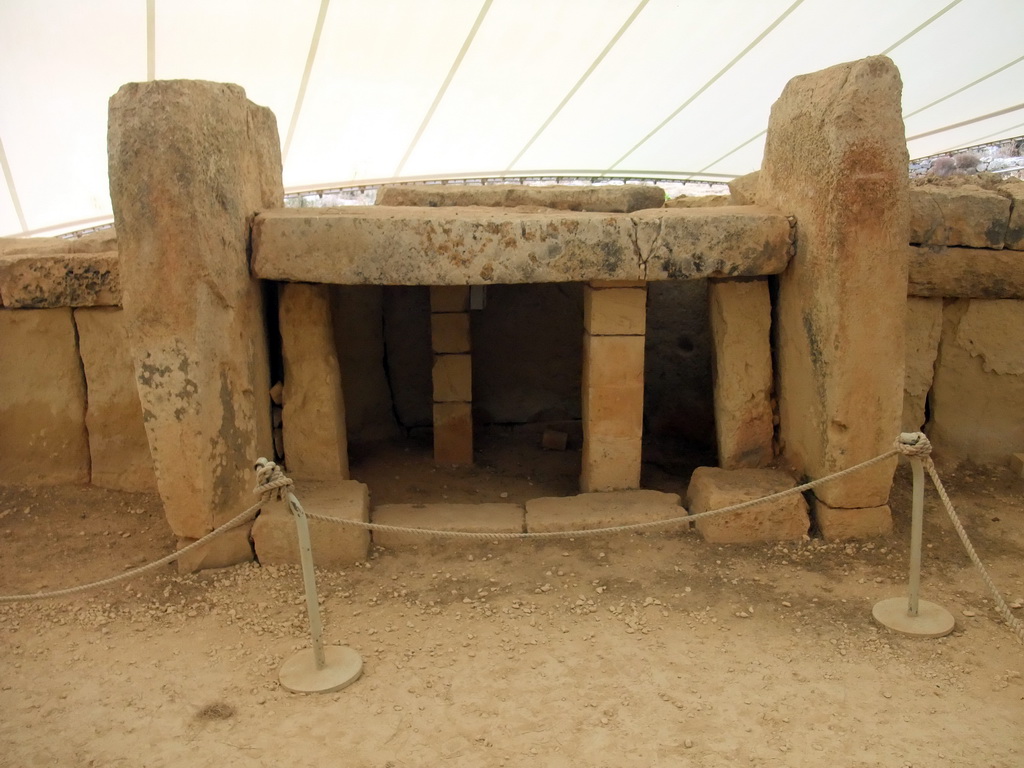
430,286,473,464
708,279,774,468
108,81,282,569
759,56,909,538
581,281,647,492
279,283,349,479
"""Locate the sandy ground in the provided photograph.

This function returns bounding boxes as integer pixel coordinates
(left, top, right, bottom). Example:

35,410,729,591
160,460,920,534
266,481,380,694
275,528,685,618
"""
1,449,1023,768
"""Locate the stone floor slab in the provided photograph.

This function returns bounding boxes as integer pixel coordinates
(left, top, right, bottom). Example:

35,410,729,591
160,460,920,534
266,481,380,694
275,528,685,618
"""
525,490,684,534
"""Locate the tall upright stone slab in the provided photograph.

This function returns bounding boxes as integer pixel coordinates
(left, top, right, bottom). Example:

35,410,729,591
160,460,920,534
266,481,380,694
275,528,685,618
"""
108,81,282,567
760,57,908,534
279,283,350,479
708,279,774,468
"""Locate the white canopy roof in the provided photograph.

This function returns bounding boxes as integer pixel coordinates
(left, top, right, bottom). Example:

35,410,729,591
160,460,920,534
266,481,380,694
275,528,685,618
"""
2,0,1022,237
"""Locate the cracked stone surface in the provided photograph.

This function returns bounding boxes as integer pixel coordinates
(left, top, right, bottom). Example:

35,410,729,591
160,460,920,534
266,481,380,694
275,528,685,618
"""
251,206,792,285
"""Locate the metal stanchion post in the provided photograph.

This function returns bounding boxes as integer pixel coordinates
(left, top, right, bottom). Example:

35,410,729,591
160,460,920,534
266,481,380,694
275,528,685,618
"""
277,490,363,694
873,448,955,638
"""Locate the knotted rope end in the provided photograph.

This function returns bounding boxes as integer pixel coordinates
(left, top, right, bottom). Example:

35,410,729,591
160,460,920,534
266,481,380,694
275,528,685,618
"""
896,432,932,458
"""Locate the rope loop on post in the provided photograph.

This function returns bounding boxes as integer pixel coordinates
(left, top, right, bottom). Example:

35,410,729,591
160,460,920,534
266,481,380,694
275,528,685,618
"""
253,457,295,501
895,432,932,458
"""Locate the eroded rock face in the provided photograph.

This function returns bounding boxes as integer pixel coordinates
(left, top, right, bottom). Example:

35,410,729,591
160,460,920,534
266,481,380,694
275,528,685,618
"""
929,299,1024,463
107,80,281,559
74,308,157,492
0,308,89,484
761,56,908,514
0,250,120,308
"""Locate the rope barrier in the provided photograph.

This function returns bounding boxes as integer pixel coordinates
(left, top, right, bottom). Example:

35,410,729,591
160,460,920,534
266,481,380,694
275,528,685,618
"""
1,438,1022,647
301,448,899,539
0,460,292,604
922,457,1024,644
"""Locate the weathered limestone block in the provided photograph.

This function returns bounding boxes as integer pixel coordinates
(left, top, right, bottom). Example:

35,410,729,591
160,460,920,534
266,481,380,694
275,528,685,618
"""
902,298,943,432
251,206,792,285
908,246,1024,299
430,285,470,313
929,299,1024,463
813,499,892,540
430,312,471,353
583,384,644,440
433,402,473,464
372,503,524,549
0,250,120,308
280,283,349,480
1011,453,1024,477
581,333,645,492
634,207,792,281
0,308,90,484
583,334,644,389
74,308,158,492
708,279,774,468
998,181,1024,249
583,285,646,336
909,185,1010,248
525,490,684,533
761,56,907,513
581,437,642,492
432,354,472,402
664,195,731,208
0,229,117,256
108,80,282,558
686,467,809,543
729,171,761,206
376,184,666,212
251,481,370,566
176,527,254,573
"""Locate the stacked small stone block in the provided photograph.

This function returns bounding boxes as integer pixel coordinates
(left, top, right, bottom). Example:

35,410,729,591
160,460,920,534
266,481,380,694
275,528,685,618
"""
430,286,473,465
581,280,647,491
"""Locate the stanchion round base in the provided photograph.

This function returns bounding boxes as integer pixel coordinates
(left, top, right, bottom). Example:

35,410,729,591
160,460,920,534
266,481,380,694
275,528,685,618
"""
872,597,956,638
279,646,363,694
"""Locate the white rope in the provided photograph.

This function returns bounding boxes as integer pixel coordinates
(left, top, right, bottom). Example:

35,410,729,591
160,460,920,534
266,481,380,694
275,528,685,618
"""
0,458,287,603
303,448,899,538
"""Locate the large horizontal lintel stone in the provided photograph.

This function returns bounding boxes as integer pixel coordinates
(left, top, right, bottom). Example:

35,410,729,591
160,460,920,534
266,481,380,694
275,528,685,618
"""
633,206,791,280
376,184,667,212
908,245,1024,299
251,206,792,285
0,251,120,307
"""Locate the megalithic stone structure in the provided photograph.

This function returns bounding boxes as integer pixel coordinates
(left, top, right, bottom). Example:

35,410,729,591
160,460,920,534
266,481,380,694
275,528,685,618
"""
759,56,909,538
108,80,282,569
